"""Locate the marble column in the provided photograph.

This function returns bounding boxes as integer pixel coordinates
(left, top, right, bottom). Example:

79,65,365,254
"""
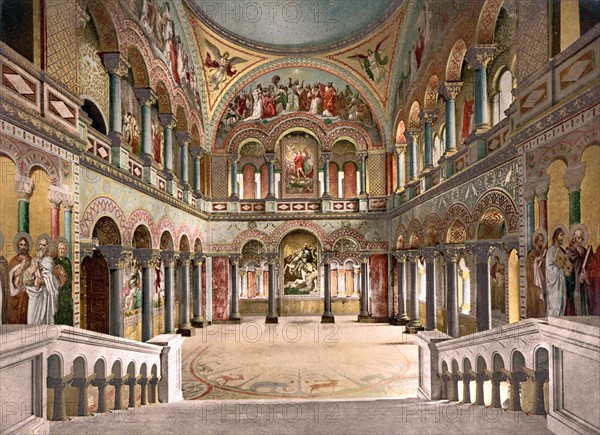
161,251,178,333
406,130,420,182
229,154,240,200
419,109,440,169
190,147,204,197
406,253,424,333
134,88,158,168
137,375,149,406
358,152,368,196
176,131,192,191
465,45,497,131
534,176,551,234
523,368,548,415
177,253,195,336
394,144,407,193
229,254,241,321
446,249,460,338
100,52,129,137
322,152,332,198
265,253,278,323
460,371,472,404
353,267,360,297
489,371,506,408
424,250,437,331
191,256,206,328
563,161,586,226
321,252,335,323
438,81,463,155
256,267,264,297
109,375,125,410
240,269,248,298
62,197,73,258
97,246,132,338
91,375,113,413
358,254,370,321
135,249,160,342
47,375,72,420
472,243,492,331
394,253,409,325
72,375,93,416
159,114,177,178
337,266,346,297
474,372,488,406
14,175,34,233
503,369,527,412
265,153,276,199
524,184,536,250
48,187,62,241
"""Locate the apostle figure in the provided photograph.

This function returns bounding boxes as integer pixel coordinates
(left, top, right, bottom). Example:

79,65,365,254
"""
526,230,547,318
24,235,59,324
546,225,570,316
8,233,32,324
320,82,336,117
565,225,590,316
53,239,73,326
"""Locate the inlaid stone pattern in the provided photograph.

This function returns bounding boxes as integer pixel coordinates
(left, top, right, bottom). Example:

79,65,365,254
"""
367,153,386,196
516,0,548,85
211,155,229,198
46,0,78,93
79,22,110,118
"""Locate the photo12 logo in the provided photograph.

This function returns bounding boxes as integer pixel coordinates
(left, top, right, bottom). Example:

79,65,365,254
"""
200,1,340,24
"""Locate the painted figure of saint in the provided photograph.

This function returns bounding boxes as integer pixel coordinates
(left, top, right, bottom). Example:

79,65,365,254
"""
53,239,73,326
546,225,571,316
565,225,590,316
25,236,59,324
8,233,32,324
526,230,547,318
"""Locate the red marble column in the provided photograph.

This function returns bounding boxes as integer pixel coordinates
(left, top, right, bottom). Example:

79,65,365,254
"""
343,163,357,198
261,165,268,199
211,256,230,321
369,255,389,319
51,206,60,241
243,165,256,199
329,162,338,198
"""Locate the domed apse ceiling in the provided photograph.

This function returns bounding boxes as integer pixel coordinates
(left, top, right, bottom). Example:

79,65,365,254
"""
185,0,402,54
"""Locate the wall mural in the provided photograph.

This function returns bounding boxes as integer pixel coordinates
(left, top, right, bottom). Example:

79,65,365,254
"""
282,133,317,197
282,231,319,296
216,67,375,146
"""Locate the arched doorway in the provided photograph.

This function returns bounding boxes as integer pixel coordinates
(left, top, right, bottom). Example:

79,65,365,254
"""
82,251,109,334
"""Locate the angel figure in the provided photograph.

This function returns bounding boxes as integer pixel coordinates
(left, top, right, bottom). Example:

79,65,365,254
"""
204,38,246,92
350,36,389,84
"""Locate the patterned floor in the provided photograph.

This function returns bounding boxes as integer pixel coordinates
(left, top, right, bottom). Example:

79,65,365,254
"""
182,316,419,400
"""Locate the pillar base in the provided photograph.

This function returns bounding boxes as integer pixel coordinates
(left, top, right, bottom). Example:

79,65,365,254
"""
176,325,196,337
191,318,208,328
357,314,372,323
391,315,409,326
321,314,335,323
405,322,425,334
265,316,279,324
228,315,242,323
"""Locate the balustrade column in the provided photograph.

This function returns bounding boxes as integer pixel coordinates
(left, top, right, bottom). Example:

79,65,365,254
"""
91,375,113,413
474,372,488,406
446,250,460,338
358,254,370,320
229,154,239,200
161,251,178,333
321,152,332,198
424,250,437,331
358,152,367,196
138,376,149,406
406,254,424,333
136,249,160,341
190,147,204,196
563,162,586,226
448,373,460,401
14,175,34,233
465,45,496,131
534,176,550,234
109,376,125,410
100,53,129,136
472,244,491,332
460,371,472,403
322,253,335,323
47,375,72,420
503,369,528,412
395,253,409,325
98,246,131,337
265,153,276,199
395,144,406,192
488,370,506,408
72,375,94,416
439,81,463,155
125,375,139,408
523,368,548,415
265,253,278,323
192,256,206,327
177,253,194,336
440,373,450,400
149,375,160,403
229,255,241,321
134,88,158,167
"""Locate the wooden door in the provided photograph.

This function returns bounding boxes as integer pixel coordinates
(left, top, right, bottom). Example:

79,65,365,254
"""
84,252,110,334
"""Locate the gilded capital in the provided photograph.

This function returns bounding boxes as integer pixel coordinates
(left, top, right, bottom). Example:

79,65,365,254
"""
465,45,497,69
439,81,463,100
134,88,158,107
14,174,34,201
101,52,130,77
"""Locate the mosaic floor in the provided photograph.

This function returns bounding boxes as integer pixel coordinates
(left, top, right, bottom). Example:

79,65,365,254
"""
181,315,419,401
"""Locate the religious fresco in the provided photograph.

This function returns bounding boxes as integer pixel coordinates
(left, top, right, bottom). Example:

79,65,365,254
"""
121,73,142,156
281,231,319,297
151,107,165,167
120,0,201,108
215,67,375,146
281,133,317,198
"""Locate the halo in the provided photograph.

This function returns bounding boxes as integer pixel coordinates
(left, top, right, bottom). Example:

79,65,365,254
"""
569,224,589,246
533,228,547,246
55,237,70,253
549,224,568,243
13,232,33,253
36,233,55,253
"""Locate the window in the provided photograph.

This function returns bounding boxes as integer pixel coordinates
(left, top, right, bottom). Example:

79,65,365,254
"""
492,70,513,126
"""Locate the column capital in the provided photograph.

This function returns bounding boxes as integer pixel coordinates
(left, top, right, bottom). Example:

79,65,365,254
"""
14,174,34,201
61,194,75,211
406,129,421,142
438,81,464,100
393,251,407,262
466,243,492,263
563,161,586,193
394,143,407,155
357,151,368,160
159,113,177,129
465,45,497,70
405,250,421,262
533,175,551,200
134,248,161,268
229,254,241,266
359,252,370,264
160,250,180,266
179,251,192,264
321,252,335,265
321,152,332,163
228,153,240,163
445,247,463,263
419,108,440,125
100,52,130,76
97,246,133,269
266,253,278,264
264,153,276,163
48,185,72,209
523,184,536,204
422,248,437,263
189,147,205,159
175,131,192,146
134,88,158,107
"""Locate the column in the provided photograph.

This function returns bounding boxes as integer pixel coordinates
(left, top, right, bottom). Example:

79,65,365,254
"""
14,175,34,233
48,186,62,241
439,81,463,155
394,144,407,192
406,130,420,181
91,375,112,413
62,197,73,258
472,244,491,332
474,371,488,406
229,254,241,321
109,375,125,410
321,252,335,323
159,114,177,179
465,45,496,130
177,253,194,336
229,154,240,200
98,246,131,337
135,249,160,342
176,131,192,189
47,375,72,420
161,251,178,333
534,176,550,234
337,266,346,296
353,266,360,297
125,375,138,408
524,184,536,250
424,250,437,331
134,88,158,167
322,152,332,198
406,253,424,333
490,371,506,408
358,254,370,320
448,372,459,401
394,253,409,325
72,375,94,416
265,153,276,199
240,268,248,298
265,253,278,323
149,375,160,403
504,369,528,412
446,250,460,338
100,53,129,136
137,375,149,406
191,256,206,327
460,371,472,404
256,267,264,297
563,162,586,226
419,109,440,169
190,148,204,196
358,152,367,196
523,368,548,415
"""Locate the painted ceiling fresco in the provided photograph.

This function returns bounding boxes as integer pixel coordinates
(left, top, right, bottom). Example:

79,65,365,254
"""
185,0,402,54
